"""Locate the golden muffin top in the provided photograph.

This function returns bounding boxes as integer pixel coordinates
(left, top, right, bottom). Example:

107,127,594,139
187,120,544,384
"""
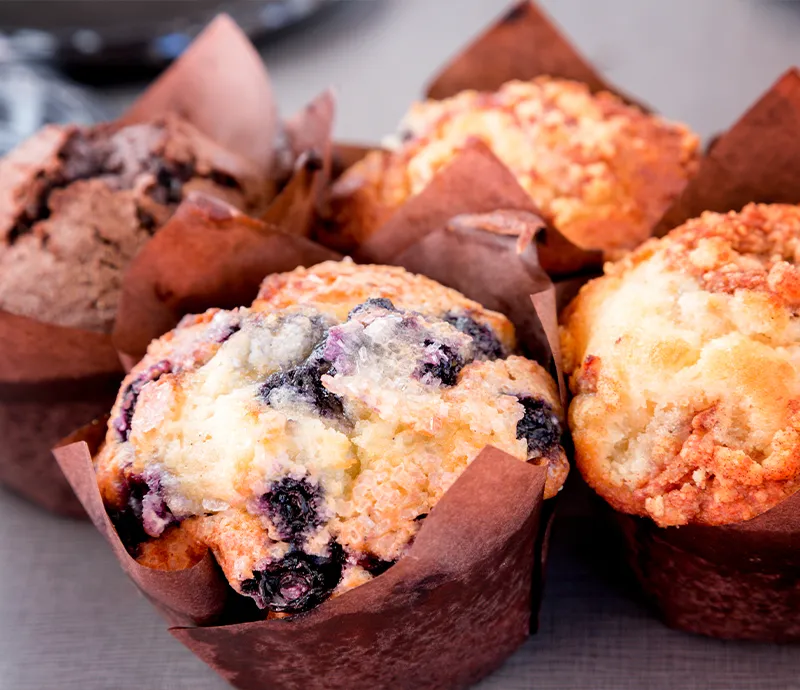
334,77,699,255
561,203,800,527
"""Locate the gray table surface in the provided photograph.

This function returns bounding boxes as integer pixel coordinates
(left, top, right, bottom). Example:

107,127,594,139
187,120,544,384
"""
3,1,800,688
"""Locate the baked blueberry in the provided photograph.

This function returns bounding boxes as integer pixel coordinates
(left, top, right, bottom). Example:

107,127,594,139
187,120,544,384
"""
260,351,344,419
516,397,562,457
109,470,176,553
261,477,325,542
418,340,464,386
444,312,505,360
241,546,343,614
113,360,172,442
347,297,397,319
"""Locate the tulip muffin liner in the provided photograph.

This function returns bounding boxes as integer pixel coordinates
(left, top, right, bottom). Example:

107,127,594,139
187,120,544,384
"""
316,0,681,260
606,68,800,642
52,176,579,688
0,15,334,516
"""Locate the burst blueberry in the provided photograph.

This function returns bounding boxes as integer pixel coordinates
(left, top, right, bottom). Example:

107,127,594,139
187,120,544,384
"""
418,340,464,386
109,471,176,553
516,396,562,456
356,553,396,576
215,322,241,345
260,351,343,418
443,312,505,360
241,545,343,613
113,360,172,442
347,297,397,319
262,477,324,542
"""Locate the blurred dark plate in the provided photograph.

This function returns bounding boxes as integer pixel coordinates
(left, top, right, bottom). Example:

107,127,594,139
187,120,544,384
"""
1,0,330,69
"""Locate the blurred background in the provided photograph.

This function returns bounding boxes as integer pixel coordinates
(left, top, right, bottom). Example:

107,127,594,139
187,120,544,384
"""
3,0,800,154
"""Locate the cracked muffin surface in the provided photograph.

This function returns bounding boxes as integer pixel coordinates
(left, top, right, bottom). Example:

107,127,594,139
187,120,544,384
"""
561,203,800,527
0,116,271,333
95,262,567,614
329,77,699,255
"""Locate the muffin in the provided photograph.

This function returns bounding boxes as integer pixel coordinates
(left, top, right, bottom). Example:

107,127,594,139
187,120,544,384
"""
327,77,699,255
0,116,272,333
562,203,800,527
95,261,567,614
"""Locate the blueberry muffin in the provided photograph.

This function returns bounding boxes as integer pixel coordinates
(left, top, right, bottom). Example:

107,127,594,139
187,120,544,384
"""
561,203,800,527
95,261,567,614
328,77,699,255
0,116,272,333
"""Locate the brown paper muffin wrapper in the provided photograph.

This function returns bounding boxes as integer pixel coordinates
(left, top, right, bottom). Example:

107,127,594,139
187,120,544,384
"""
616,491,800,642
0,313,121,516
0,16,335,516
425,0,648,110
654,68,800,235
318,0,654,260
55,433,548,689
118,14,279,177
53,175,569,686
609,68,800,642
355,140,602,282
113,194,340,366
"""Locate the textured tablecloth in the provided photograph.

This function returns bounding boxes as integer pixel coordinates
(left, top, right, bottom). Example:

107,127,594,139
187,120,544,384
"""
3,1,800,688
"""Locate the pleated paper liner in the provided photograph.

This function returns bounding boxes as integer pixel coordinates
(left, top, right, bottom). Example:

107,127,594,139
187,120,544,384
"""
0,15,334,516
53,191,573,688
56,431,546,690
654,67,800,235
0,315,121,516
616,491,800,642
425,0,647,109
318,0,669,258
609,67,800,642
112,194,339,367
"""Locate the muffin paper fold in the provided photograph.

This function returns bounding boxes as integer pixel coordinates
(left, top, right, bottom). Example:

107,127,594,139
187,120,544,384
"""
319,0,664,260
425,0,646,110
654,68,800,235
0,314,121,516
118,14,279,177
112,194,340,367
0,15,335,516
55,418,231,626
53,157,570,686
354,141,602,279
613,67,800,642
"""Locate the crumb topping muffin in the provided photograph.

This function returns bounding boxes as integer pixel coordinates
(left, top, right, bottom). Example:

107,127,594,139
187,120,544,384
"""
0,116,271,333
561,203,800,527
330,77,699,254
96,262,567,614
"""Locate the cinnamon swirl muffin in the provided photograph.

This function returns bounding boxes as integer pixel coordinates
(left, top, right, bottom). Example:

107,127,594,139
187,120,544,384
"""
561,203,800,527
327,77,699,255
0,116,271,333
95,261,567,614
